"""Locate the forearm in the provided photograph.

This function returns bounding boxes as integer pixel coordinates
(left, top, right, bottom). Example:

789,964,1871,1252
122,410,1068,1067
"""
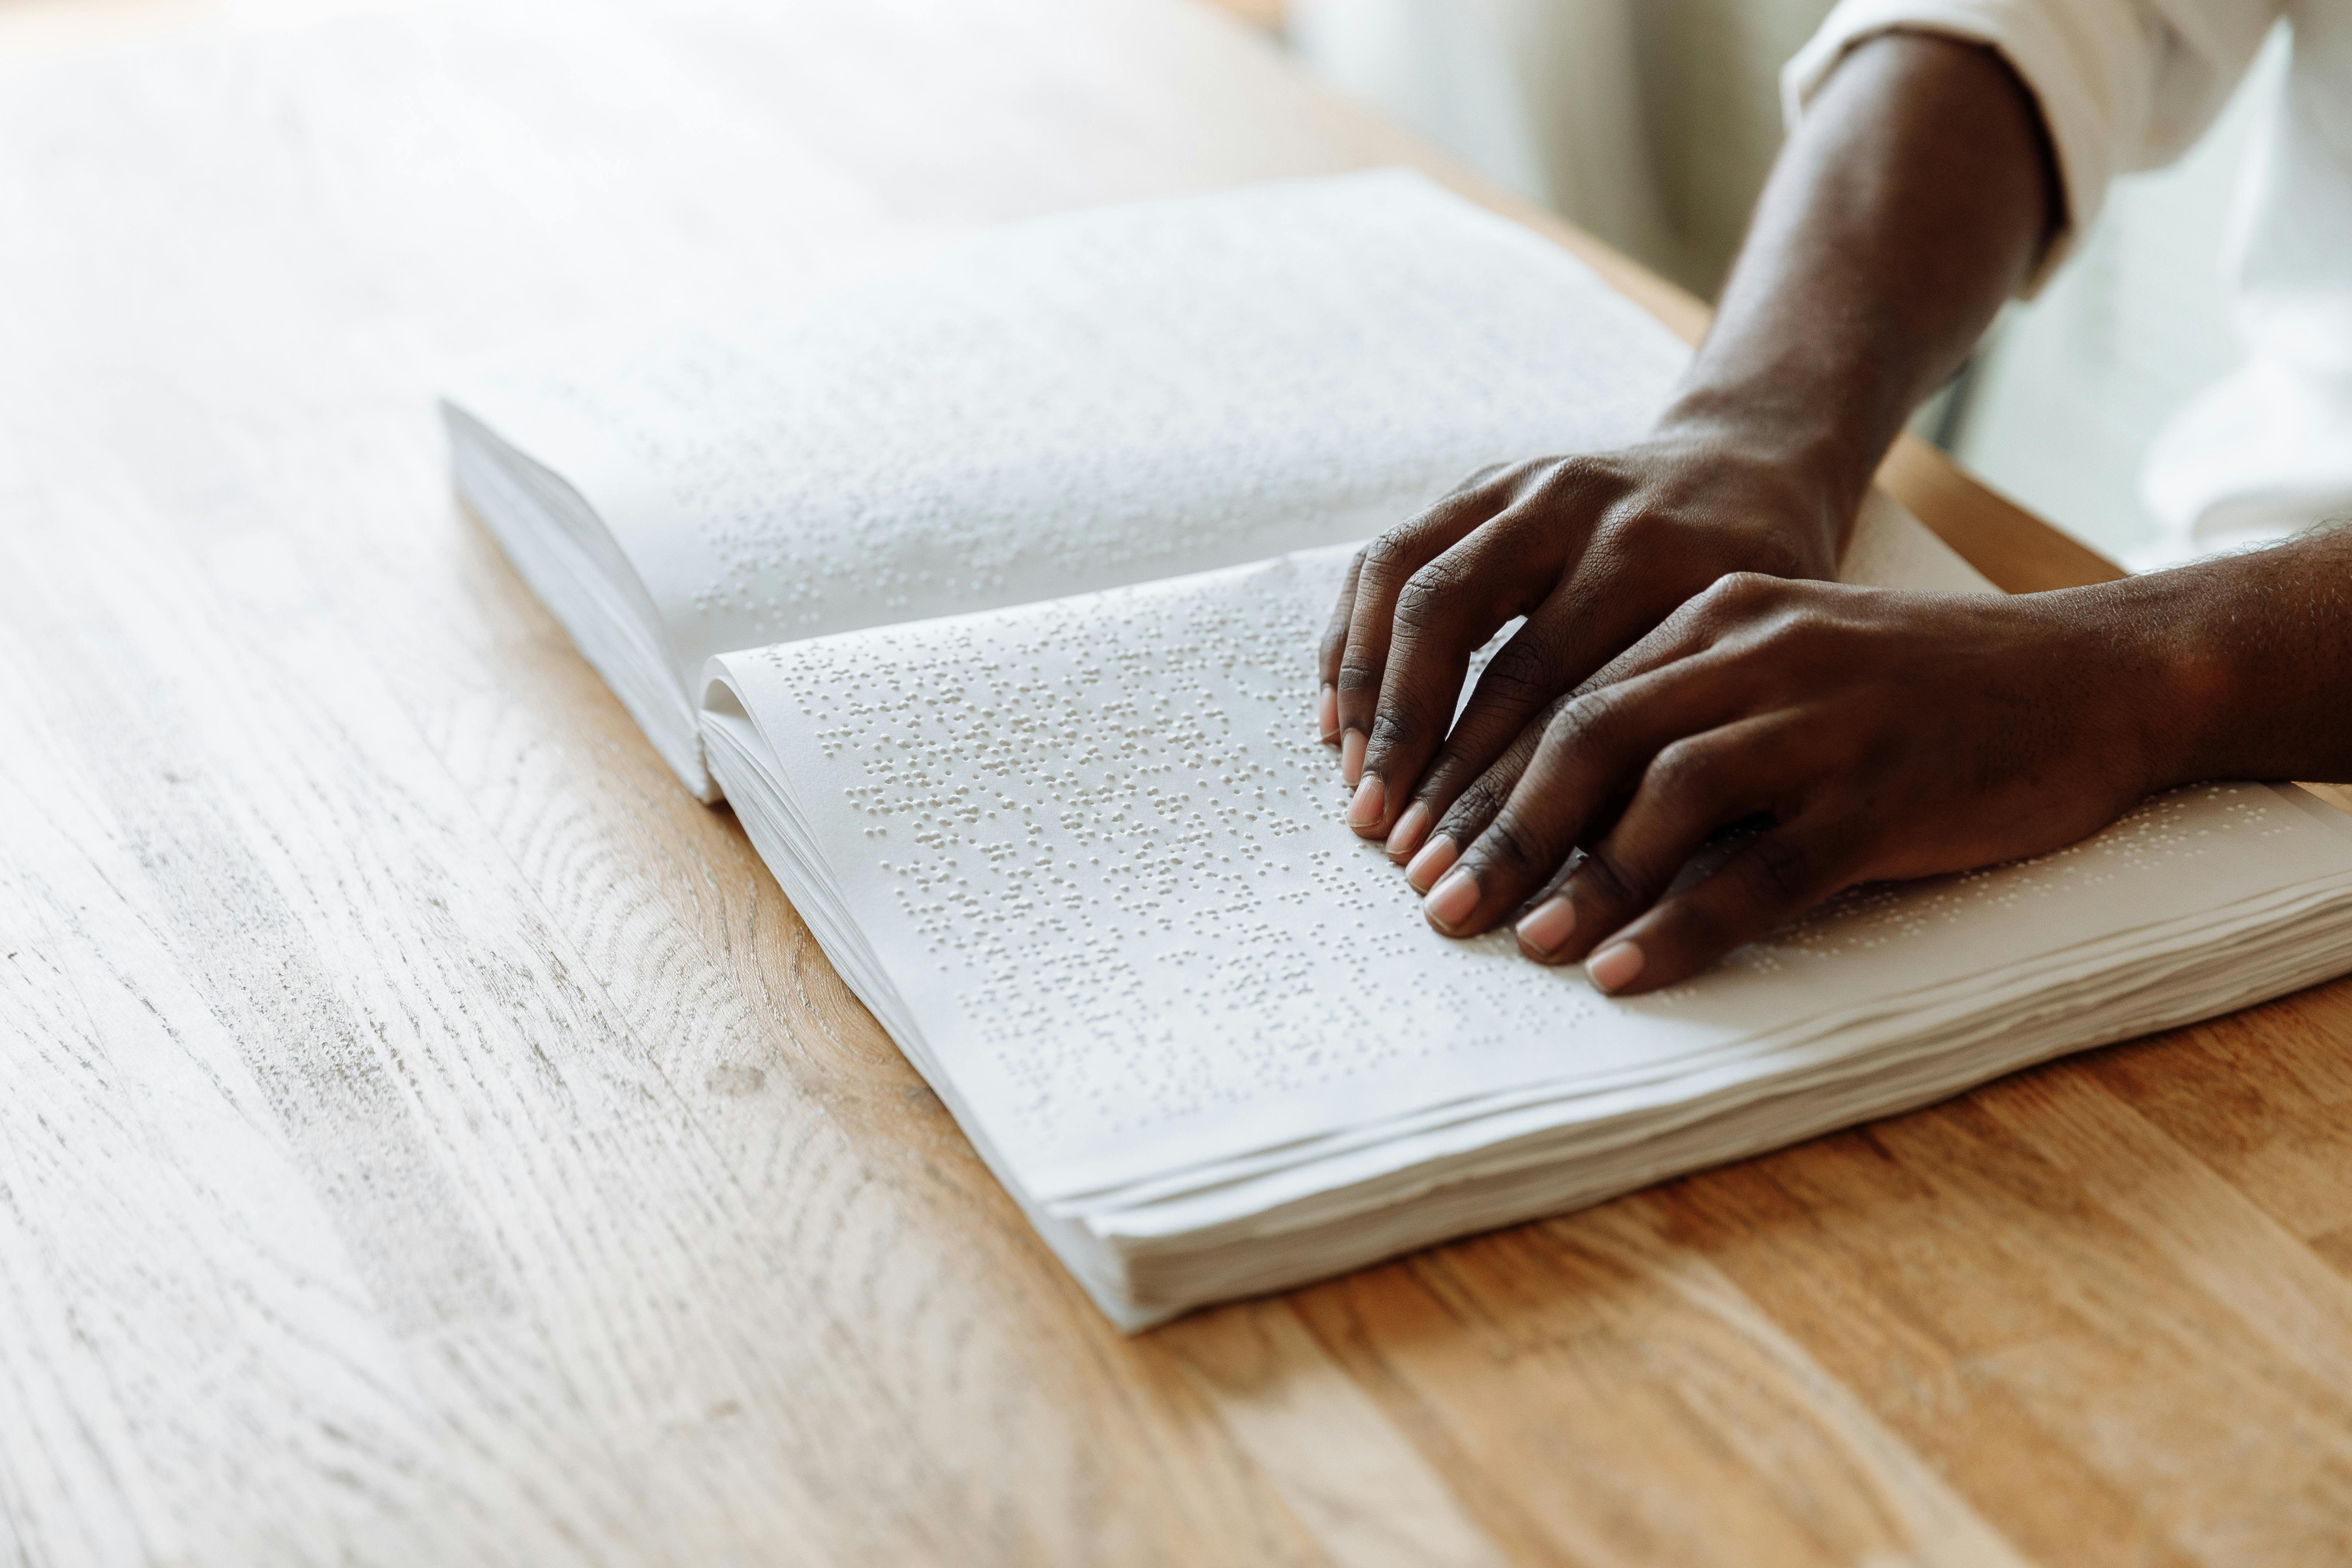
1659,31,2061,552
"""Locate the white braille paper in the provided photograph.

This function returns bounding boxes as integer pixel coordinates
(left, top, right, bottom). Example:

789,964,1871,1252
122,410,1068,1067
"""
700,548,2352,1324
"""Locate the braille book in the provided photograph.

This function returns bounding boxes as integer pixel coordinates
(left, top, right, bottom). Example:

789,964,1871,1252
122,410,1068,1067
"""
444,171,2352,1328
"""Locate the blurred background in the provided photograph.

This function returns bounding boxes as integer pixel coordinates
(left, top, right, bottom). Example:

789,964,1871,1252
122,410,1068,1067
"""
1215,0,2285,568
4,0,2276,568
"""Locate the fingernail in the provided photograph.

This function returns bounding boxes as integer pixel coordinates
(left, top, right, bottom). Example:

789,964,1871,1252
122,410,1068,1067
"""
1385,801,1431,859
1404,834,1457,893
1587,941,1645,993
1317,683,1338,743
1516,896,1575,957
1340,729,1367,786
1423,866,1478,931
1346,773,1385,831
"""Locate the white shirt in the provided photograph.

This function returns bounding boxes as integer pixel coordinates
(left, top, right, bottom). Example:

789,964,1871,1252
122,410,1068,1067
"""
1786,0,2352,559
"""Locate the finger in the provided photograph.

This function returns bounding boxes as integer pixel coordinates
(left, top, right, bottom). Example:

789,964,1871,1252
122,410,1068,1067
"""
1350,504,1569,843
1386,552,1772,861
1380,599,1586,862
1578,814,1862,995
1316,548,1367,745
1400,694,1559,894
1421,663,1751,937
1334,466,1522,783
1513,714,1797,965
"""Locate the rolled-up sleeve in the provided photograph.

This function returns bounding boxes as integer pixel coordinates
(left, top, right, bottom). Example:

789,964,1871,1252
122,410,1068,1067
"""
1781,0,2284,290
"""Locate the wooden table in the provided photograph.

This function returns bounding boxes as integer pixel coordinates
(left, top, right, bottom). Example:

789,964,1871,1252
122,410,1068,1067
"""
4,2,2349,1563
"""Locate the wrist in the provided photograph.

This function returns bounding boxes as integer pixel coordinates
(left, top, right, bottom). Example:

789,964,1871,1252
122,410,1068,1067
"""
2102,565,2270,791
1661,375,1883,481
1644,392,1879,570
2021,576,2228,800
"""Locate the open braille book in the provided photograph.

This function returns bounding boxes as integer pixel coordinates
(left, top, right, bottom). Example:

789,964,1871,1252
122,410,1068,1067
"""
444,170,2352,1329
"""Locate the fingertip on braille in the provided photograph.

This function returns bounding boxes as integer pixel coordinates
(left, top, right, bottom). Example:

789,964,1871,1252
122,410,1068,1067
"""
1404,833,1457,894
1339,728,1366,785
1586,941,1644,993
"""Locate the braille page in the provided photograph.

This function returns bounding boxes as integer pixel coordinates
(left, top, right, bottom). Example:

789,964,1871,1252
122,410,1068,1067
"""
442,169,1691,699
1840,490,1994,594
709,545,2352,1200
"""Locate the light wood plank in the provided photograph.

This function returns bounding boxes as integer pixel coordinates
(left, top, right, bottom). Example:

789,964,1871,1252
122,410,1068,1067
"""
1290,1208,2031,1568
6,3,2352,1566
1162,1303,1510,1568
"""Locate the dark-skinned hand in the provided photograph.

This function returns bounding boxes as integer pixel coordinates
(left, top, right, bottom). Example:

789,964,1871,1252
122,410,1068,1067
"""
1400,573,2175,995
1308,32,2352,994
1316,428,1845,857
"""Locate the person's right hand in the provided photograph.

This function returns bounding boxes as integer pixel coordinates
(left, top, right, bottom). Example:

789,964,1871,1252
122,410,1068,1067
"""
1316,422,1851,868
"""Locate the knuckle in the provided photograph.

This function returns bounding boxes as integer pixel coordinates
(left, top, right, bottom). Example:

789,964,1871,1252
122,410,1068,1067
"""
1533,452,1604,492
1366,710,1423,756
1392,568,1453,632
1530,457,1625,521
1699,569,1784,615
1597,500,1676,549
1546,689,1620,753
1477,634,1560,704
1754,603,1838,659
1487,456,1555,495
1442,776,1507,837
1478,812,1546,874
1359,529,1424,582
1643,737,1722,809
1334,660,1384,700
1460,460,1517,493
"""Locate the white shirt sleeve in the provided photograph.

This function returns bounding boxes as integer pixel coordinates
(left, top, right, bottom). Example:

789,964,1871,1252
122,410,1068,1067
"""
1781,0,2284,289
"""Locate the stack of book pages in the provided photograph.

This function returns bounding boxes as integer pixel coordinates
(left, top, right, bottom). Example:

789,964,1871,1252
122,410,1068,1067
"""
444,171,2352,1329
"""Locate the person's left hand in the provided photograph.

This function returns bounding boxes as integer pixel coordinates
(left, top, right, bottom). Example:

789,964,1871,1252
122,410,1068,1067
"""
1404,572,2183,994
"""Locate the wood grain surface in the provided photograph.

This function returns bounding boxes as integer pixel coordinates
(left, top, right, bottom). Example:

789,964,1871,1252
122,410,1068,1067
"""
3,3,2348,1564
